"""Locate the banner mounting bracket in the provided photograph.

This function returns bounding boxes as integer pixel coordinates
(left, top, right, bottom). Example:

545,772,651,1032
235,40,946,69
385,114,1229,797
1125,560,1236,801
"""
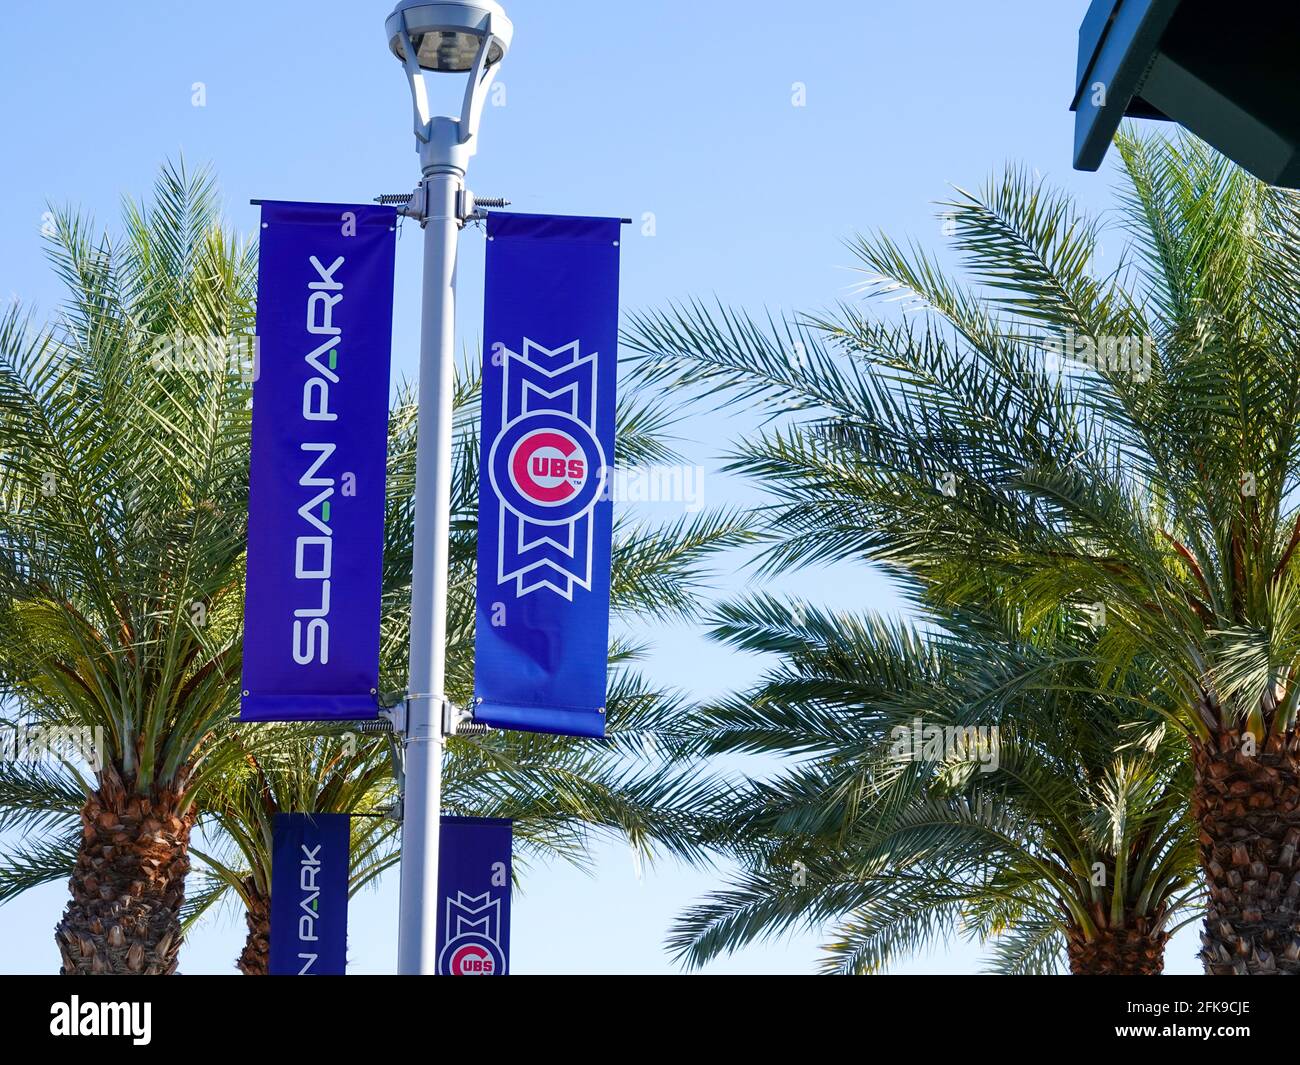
445,700,491,737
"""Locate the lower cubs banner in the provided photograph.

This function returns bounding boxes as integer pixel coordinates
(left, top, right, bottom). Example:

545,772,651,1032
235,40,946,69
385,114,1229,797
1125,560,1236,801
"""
474,212,622,738
437,816,512,975
241,201,396,721
269,813,351,976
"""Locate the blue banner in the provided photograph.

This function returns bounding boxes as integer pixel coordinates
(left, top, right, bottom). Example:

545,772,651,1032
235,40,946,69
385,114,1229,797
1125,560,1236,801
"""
241,201,396,721
269,813,350,976
474,213,622,738
437,816,512,976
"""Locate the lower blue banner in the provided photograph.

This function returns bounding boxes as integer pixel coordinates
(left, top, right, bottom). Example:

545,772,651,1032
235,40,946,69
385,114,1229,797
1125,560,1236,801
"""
269,813,350,975
437,816,512,975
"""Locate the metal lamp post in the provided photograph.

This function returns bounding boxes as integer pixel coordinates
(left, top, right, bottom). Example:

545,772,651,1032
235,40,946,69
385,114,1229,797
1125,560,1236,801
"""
384,0,513,975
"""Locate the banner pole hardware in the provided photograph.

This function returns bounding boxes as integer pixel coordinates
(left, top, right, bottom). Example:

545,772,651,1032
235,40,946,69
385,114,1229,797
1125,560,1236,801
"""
322,811,390,819
444,701,491,737
375,188,511,226
368,192,513,210
386,727,405,821
377,193,629,227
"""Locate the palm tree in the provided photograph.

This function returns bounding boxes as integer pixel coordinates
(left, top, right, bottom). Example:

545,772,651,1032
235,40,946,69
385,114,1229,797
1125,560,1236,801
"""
668,600,1199,974
0,162,254,973
624,132,1300,973
0,165,747,972
181,730,397,975
4,667,723,976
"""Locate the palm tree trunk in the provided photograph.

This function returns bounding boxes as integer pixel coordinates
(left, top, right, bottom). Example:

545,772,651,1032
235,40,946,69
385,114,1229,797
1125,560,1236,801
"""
237,877,270,975
1065,921,1168,974
1194,731,1300,974
55,763,192,975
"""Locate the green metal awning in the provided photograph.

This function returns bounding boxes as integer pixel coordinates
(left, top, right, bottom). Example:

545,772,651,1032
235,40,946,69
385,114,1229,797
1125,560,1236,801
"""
1072,0,1300,188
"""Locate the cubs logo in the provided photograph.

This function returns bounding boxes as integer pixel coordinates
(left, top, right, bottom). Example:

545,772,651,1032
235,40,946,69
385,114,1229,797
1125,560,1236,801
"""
511,429,586,505
489,411,606,526
486,339,609,598
442,937,504,976
438,891,507,976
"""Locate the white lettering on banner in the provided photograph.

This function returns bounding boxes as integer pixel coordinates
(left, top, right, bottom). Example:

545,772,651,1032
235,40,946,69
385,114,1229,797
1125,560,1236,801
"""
293,255,344,665
297,843,323,973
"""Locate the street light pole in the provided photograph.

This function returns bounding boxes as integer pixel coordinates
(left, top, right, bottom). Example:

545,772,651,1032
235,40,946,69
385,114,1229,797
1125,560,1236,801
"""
398,166,458,978
385,0,513,975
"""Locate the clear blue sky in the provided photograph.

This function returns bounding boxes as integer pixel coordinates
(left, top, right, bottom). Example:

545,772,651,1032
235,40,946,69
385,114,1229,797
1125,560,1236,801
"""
0,0,1202,973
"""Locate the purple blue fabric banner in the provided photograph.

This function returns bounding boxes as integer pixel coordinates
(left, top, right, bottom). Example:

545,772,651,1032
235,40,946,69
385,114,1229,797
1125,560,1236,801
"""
269,813,351,976
241,201,396,721
474,212,622,738
437,816,512,976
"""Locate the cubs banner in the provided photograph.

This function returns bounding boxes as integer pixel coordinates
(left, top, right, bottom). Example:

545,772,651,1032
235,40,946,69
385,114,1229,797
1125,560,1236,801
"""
437,816,512,976
269,813,351,976
475,213,622,738
242,201,396,721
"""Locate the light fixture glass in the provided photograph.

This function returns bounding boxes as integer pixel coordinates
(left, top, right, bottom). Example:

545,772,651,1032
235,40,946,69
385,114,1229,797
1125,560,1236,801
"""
395,30,505,72
386,1,513,74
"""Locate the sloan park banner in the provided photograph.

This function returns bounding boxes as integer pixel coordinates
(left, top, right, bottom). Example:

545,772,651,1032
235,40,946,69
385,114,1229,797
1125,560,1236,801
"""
269,813,350,976
475,213,623,738
241,201,396,722
437,816,512,975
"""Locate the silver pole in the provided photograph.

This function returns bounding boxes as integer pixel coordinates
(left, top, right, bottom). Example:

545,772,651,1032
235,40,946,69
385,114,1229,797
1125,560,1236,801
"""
397,159,462,976
385,0,512,977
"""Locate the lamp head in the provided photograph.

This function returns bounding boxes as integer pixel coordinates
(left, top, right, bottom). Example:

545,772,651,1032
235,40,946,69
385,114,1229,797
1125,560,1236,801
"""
386,1,513,72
